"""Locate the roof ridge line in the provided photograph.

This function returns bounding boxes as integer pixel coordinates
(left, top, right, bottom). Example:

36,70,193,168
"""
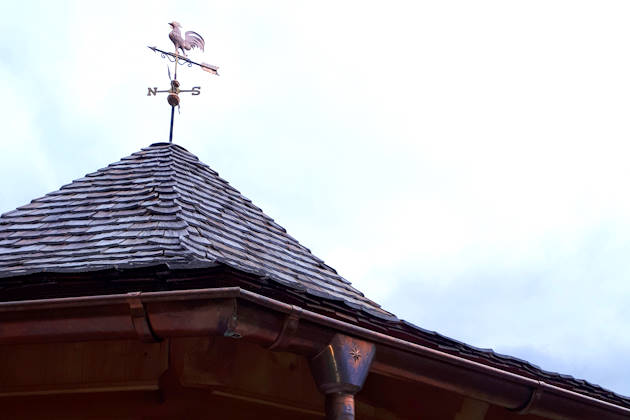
161,146,216,263
123,145,197,264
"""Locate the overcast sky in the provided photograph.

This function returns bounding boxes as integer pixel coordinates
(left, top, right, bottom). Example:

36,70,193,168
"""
1,1,629,396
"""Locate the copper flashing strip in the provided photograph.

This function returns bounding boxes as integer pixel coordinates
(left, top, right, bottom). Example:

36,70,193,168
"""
0,287,627,420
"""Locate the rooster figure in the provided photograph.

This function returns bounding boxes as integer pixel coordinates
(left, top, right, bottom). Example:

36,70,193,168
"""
168,22,205,56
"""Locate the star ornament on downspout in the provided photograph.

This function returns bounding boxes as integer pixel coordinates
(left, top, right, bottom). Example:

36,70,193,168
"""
146,21,220,143
349,346,361,363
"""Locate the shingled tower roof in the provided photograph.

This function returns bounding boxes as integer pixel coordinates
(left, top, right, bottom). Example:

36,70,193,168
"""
0,142,391,318
0,142,629,410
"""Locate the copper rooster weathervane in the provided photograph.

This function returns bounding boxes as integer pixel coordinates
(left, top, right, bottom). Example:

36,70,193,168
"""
147,21,219,143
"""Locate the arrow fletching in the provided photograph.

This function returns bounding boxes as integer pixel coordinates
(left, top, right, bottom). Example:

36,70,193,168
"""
201,63,219,75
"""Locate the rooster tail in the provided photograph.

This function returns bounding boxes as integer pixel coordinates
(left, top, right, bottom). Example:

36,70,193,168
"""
184,31,205,52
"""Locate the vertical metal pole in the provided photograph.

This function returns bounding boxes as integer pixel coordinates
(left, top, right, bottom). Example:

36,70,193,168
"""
170,49,178,144
174,51,179,81
169,106,175,143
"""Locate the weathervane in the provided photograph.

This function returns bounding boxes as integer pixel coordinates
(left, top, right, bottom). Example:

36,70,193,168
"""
147,22,219,143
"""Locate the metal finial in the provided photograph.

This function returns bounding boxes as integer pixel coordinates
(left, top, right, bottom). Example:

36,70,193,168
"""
147,22,220,143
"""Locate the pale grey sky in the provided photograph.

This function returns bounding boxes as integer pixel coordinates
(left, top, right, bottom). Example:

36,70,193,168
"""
1,1,629,395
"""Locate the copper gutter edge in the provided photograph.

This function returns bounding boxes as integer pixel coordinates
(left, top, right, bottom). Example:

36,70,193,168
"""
0,287,627,420
0,287,243,311
237,289,630,420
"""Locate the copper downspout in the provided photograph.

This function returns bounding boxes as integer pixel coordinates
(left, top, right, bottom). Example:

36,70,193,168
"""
0,287,627,420
309,334,376,420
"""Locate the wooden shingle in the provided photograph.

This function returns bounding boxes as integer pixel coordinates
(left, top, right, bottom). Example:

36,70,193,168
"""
0,143,389,318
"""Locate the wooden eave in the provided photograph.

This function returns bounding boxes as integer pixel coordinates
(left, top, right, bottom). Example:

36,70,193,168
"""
0,282,627,420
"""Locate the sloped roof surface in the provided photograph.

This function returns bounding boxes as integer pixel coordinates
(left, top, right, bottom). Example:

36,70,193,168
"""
0,142,628,409
0,143,391,318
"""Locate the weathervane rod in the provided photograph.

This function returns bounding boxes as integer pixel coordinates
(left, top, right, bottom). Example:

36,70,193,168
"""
174,52,178,81
169,106,175,143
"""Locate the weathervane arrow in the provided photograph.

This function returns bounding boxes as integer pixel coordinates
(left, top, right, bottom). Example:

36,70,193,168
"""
148,46,219,75
147,21,220,143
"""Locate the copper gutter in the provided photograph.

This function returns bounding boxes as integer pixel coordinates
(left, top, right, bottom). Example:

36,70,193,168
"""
0,287,627,420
